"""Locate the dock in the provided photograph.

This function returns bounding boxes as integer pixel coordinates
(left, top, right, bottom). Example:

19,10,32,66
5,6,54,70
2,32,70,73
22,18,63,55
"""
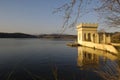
67,42,81,47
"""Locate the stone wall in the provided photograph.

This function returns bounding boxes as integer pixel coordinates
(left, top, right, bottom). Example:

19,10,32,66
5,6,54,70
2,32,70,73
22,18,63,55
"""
79,41,118,54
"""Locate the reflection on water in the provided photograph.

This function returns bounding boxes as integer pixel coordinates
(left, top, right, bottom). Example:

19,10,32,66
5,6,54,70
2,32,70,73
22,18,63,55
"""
77,47,118,68
77,46,120,80
0,39,119,80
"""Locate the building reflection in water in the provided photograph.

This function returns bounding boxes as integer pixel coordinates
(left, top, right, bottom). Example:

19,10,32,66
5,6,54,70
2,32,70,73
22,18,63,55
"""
77,46,120,79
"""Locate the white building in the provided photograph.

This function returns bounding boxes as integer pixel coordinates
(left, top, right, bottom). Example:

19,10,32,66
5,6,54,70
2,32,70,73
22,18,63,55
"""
77,23,111,44
77,23,118,54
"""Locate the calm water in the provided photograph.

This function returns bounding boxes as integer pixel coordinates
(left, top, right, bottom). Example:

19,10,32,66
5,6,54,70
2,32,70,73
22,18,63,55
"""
0,39,119,80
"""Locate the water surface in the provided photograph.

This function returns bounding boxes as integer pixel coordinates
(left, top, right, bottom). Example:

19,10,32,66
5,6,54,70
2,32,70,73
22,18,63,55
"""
0,39,119,80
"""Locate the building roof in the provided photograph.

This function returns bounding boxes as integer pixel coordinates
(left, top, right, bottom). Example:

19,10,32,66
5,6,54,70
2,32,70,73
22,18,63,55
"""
77,23,98,29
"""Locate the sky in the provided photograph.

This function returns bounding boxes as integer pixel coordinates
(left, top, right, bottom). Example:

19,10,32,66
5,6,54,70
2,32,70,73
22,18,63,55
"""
0,0,119,35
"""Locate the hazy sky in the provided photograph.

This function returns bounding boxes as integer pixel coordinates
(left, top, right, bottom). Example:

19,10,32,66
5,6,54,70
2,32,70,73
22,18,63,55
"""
0,0,118,34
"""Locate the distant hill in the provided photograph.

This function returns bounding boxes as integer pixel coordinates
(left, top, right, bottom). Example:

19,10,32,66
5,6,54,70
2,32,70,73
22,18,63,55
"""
0,32,77,40
38,34,77,40
0,32,37,38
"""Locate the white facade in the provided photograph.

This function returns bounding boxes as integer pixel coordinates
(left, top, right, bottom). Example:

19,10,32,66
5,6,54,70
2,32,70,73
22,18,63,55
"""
77,23,111,44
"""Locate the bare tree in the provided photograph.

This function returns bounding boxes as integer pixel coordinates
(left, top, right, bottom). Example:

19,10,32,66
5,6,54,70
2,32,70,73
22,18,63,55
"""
54,0,120,29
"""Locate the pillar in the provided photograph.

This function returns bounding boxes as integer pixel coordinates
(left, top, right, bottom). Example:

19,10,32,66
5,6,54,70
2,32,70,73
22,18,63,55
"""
106,34,111,43
96,34,100,43
77,32,80,42
103,33,106,44
91,33,94,42
86,33,88,41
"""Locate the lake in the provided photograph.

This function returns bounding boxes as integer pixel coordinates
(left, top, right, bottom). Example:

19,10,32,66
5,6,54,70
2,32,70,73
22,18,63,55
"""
0,39,119,80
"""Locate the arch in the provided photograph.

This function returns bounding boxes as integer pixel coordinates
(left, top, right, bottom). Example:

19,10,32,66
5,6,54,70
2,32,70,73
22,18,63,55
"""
84,33,86,41
88,33,91,41
93,34,95,43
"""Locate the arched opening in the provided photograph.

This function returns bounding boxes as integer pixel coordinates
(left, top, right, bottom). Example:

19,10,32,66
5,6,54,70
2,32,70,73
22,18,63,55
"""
88,33,91,41
93,34,95,43
84,33,86,41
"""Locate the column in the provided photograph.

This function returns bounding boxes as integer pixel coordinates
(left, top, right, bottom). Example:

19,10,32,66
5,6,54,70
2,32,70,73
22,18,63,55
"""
77,32,79,42
96,34,99,43
103,33,106,44
86,33,88,41
91,33,93,42
108,34,111,43
107,34,111,43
